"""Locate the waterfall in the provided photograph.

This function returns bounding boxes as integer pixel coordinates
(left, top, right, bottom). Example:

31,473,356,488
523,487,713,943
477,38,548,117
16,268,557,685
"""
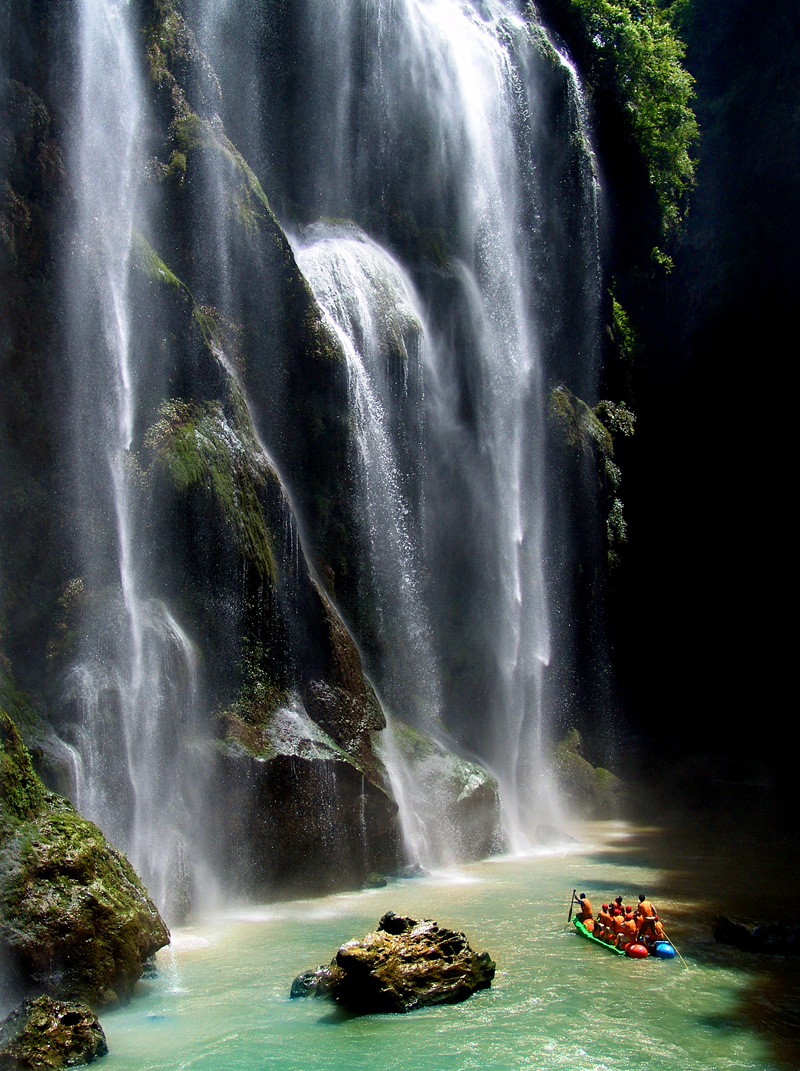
63,0,210,918
247,0,602,842
291,225,439,731
36,0,603,891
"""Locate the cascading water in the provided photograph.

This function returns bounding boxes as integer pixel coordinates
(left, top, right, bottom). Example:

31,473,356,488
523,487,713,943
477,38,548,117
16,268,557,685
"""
242,0,604,844
291,225,437,730
40,0,603,896
63,0,211,918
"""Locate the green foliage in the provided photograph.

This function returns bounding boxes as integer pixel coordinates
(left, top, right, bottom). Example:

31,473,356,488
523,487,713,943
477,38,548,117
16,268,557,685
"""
144,400,277,583
605,287,640,366
543,0,698,238
0,709,44,827
549,386,635,566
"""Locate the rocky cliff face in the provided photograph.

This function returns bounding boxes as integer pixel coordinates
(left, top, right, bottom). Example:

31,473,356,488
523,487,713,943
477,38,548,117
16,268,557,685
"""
0,0,643,942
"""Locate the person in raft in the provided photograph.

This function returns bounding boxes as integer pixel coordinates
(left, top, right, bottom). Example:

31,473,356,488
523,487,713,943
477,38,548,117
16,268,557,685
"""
642,915,667,949
576,893,594,930
635,894,657,940
618,907,638,948
596,903,613,939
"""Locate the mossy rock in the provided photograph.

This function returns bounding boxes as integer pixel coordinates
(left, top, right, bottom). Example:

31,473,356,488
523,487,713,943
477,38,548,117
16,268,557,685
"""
0,994,107,1069
0,711,169,1006
390,721,503,859
551,728,623,817
548,385,634,566
144,398,277,583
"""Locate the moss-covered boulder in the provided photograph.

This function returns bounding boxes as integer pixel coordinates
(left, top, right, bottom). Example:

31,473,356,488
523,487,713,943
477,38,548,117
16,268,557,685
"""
0,711,169,1006
551,728,622,816
389,721,503,861
0,995,107,1069
290,911,496,1014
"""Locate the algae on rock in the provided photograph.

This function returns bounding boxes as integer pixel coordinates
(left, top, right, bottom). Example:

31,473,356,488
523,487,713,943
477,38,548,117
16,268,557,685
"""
0,994,108,1069
551,728,622,816
0,711,169,1007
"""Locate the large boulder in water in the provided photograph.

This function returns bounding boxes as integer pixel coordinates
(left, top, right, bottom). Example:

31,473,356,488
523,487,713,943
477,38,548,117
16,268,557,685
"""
0,995,107,1068
0,711,169,1006
290,911,496,1014
551,729,623,817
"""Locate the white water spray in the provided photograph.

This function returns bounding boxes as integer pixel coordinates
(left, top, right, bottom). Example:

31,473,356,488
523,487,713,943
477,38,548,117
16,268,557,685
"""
66,0,212,917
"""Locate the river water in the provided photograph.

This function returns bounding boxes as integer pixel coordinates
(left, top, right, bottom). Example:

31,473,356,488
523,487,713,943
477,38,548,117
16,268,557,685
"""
101,824,772,1070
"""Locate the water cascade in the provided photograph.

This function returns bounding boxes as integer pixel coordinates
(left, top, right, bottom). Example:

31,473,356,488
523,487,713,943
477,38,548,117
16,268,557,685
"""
292,227,436,728
234,0,604,840
63,0,212,918
1,0,605,910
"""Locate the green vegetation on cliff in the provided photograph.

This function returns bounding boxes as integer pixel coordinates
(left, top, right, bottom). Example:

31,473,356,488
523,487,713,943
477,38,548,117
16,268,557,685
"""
534,0,698,244
549,385,635,565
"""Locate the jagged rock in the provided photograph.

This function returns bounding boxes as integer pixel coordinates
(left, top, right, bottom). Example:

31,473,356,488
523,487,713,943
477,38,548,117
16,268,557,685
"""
290,911,495,1014
713,916,800,956
393,862,431,879
0,995,107,1069
215,696,402,897
0,712,169,1006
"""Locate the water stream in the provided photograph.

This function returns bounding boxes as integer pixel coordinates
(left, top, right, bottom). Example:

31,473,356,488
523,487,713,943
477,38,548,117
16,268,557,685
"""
100,825,772,1071
65,0,211,918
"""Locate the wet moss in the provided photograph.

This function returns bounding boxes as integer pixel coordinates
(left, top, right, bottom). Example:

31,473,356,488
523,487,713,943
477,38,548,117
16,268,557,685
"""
135,234,188,295
550,385,614,458
144,400,277,584
0,710,44,827
0,712,169,1005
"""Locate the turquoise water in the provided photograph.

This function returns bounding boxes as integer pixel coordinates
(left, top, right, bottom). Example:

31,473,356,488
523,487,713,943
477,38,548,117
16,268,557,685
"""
104,827,771,1070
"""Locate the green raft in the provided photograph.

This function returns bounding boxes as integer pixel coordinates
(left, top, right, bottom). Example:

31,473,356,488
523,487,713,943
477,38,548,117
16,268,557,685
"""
573,917,626,955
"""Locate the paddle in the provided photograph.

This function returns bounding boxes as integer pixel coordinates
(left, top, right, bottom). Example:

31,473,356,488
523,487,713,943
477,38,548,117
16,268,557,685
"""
567,888,578,922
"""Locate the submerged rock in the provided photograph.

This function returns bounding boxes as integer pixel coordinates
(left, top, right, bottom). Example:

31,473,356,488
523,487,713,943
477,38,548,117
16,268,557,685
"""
535,824,577,845
0,711,169,1006
290,911,495,1014
0,995,107,1069
713,916,800,956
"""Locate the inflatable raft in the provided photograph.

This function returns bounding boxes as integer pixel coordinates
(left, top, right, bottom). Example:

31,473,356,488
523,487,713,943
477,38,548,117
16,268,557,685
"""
573,918,675,958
